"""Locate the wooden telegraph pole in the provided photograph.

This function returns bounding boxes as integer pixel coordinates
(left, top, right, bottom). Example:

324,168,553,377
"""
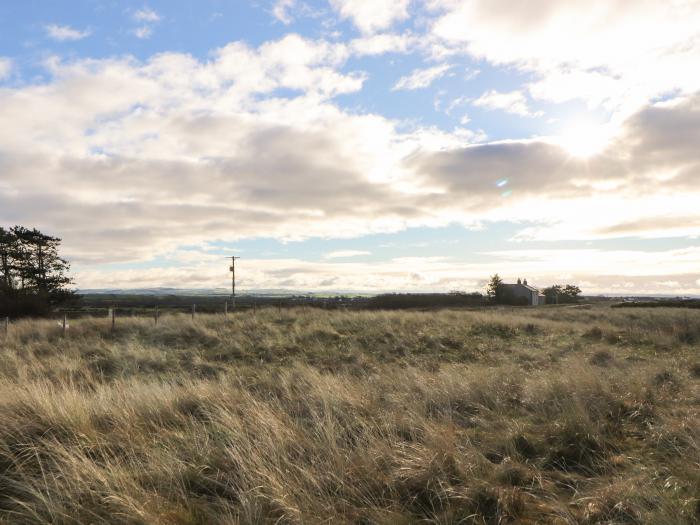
227,256,240,310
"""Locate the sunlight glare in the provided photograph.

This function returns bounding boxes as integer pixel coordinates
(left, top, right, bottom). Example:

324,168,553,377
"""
558,119,610,158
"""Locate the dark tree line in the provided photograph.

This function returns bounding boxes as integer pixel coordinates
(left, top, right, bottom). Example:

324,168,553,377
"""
365,292,486,310
0,226,75,317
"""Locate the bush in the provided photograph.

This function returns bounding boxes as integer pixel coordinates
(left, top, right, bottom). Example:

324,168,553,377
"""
690,363,700,378
589,350,614,367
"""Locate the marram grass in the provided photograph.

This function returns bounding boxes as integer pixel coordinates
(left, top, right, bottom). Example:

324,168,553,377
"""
0,306,698,524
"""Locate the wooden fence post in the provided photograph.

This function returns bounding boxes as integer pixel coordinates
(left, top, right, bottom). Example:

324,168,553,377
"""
192,304,196,321
155,305,159,325
111,308,116,332
3,317,8,337
224,301,228,316
62,314,67,337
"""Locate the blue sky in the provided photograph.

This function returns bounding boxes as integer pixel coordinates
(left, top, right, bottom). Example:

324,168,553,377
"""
1,0,700,294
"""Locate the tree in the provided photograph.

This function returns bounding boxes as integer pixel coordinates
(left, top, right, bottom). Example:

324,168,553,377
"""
0,227,19,295
562,284,582,302
0,226,75,316
543,285,562,304
487,274,504,303
543,284,582,304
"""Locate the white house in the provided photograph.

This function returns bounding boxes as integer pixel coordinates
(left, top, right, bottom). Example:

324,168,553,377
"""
501,279,546,306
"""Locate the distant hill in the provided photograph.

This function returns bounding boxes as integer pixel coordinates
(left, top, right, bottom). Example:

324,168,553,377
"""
77,288,373,298
80,288,305,297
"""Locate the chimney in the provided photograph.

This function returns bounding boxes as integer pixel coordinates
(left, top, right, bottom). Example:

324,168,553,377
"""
523,278,528,285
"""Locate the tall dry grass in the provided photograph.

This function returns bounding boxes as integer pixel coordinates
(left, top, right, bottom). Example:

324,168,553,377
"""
0,306,698,524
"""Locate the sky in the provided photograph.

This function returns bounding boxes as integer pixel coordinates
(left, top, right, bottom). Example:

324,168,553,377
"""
1,0,699,295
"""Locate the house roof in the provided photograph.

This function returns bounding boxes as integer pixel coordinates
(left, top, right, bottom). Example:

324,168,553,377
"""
502,283,540,293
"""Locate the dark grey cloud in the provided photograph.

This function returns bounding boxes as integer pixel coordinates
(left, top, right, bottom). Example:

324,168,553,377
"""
410,93,700,203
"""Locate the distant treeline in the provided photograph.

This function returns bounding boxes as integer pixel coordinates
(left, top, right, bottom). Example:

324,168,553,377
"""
77,293,366,314
76,292,489,313
78,290,601,314
613,299,700,309
365,292,487,310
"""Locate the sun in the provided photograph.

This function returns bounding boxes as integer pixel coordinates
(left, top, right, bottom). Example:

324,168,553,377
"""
557,119,611,158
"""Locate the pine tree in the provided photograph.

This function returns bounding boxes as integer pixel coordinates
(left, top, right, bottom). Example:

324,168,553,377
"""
487,274,504,303
0,226,75,316
0,227,19,295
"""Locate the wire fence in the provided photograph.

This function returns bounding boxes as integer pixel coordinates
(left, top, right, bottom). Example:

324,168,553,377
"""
0,300,355,338
56,303,255,319
0,294,503,339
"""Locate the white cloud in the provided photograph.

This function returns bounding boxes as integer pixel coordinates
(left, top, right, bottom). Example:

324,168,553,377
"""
430,0,700,118
441,94,469,115
350,33,415,56
392,64,451,91
133,7,160,22
481,247,700,281
0,35,419,264
330,0,411,34
45,24,91,41
72,249,700,295
655,280,680,288
323,250,371,259
527,69,626,111
132,7,160,39
273,0,296,24
0,58,11,79
472,89,541,117
464,68,479,81
133,26,153,39
1,33,699,291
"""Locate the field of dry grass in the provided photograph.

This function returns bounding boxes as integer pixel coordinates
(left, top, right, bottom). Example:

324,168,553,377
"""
0,306,698,524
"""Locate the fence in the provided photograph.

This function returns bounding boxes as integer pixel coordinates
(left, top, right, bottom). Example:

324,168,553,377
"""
0,299,346,338
3,294,472,338
1,301,240,337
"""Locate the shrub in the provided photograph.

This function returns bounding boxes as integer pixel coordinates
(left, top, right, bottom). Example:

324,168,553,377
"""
583,326,604,340
690,363,700,378
589,350,614,367
469,321,516,338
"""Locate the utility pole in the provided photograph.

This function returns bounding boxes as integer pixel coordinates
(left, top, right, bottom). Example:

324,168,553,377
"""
227,256,240,309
